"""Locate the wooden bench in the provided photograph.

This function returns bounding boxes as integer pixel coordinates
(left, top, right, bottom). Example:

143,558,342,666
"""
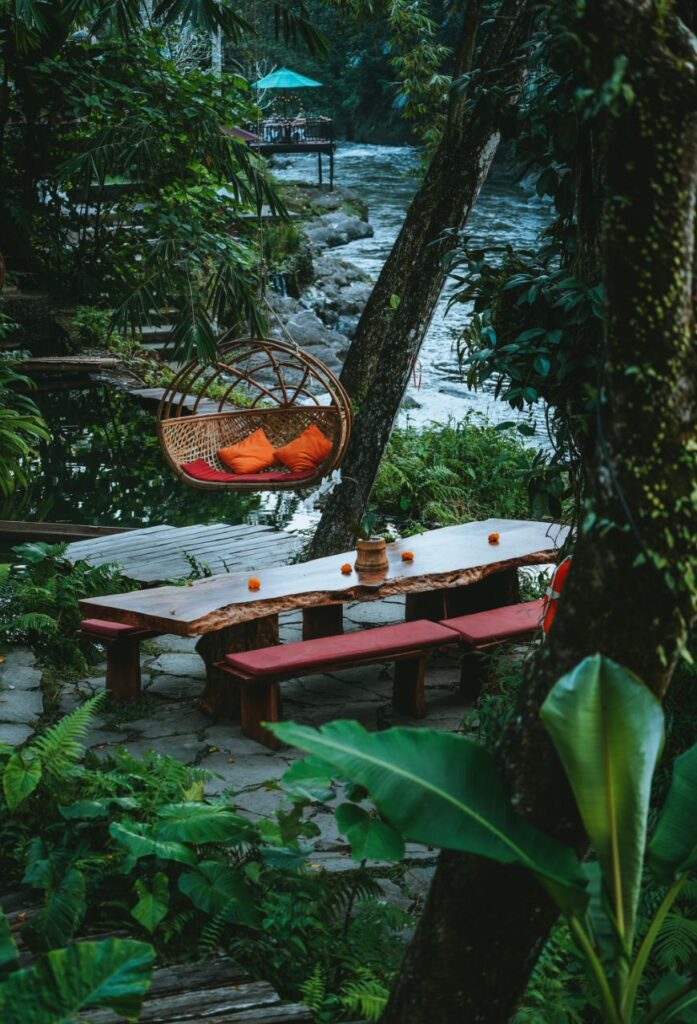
218,619,459,748
217,599,546,748
442,596,545,700
80,619,160,703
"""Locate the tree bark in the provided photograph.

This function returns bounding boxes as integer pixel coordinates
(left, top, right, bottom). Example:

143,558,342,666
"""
308,0,533,557
380,4,697,1022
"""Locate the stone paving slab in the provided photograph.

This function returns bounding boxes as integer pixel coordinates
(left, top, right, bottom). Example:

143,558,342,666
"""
0,687,43,724
0,722,34,745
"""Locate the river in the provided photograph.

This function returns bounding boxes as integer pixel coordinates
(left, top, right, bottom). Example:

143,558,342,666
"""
272,142,552,433
3,143,552,536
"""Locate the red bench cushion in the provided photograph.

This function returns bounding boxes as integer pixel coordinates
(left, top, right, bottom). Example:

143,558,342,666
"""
181,459,315,485
81,618,145,639
441,598,545,645
225,619,458,678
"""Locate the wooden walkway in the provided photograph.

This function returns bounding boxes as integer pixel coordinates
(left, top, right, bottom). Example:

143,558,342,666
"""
127,386,231,415
78,956,313,1023
0,520,132,543
1,894,312,1022
66,523,303,584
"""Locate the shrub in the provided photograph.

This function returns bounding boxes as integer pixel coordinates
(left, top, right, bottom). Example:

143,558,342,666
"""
0,542,135,674
373,414,534,531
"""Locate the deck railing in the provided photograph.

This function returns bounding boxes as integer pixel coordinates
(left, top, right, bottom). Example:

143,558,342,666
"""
249,116,334,146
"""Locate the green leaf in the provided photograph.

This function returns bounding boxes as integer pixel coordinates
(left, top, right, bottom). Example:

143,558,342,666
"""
155,802,252,845
335,803,405,862
132,874,169,935
541,655,663,944
649,744,697,883
0,938,154,1023
2,753,42,810
178,862,260,928
59,797,138,820
0,909,19,982
281,756,337,802
109,822,196,865
271,721,587,912
647,972,697,1023
22,868,86,952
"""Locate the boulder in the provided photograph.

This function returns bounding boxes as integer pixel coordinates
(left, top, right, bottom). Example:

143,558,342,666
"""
304,212,374,250
269,307,349,374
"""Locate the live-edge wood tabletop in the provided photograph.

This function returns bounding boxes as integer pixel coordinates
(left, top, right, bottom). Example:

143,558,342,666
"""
79,518,568,637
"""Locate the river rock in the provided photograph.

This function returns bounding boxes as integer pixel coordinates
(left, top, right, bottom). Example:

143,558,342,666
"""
304,212,374,250
269,308,349,374
306,254,373,334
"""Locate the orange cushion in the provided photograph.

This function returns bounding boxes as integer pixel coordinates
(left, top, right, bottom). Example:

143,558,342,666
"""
275,424,333,472
218,428,276,474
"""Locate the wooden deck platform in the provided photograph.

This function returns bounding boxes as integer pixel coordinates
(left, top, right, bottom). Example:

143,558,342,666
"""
77,956,313,1023
0,520,132,543
18,356,122,374
66,523,304,584
1,891,312,1022
127,387,233,415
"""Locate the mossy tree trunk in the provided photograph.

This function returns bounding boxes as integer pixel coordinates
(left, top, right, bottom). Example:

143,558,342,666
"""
308,0,533,557
379,4,697,1023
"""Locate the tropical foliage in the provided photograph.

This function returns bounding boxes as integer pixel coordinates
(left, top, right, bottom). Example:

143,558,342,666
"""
0,697,412,1022
0,354,49,497
275,656,697,1023
0,542,134,673
0,912,154,1024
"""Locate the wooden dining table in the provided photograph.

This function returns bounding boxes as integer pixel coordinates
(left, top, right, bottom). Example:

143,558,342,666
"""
79,518,568,716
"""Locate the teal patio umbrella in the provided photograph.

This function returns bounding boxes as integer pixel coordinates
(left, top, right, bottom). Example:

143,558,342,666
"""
251,66,322,118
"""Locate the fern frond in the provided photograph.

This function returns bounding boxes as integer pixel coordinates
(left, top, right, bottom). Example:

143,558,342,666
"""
653,909,697,970
31,693,105,781
300,964,327,1012
340,968,389,1022
199,907,226,955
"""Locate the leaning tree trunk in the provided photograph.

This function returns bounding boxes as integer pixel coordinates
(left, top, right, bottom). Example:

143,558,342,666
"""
380,5,697,1023
308,0,533,557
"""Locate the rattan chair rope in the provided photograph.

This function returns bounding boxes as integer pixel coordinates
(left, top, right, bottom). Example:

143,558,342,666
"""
156,334,353,491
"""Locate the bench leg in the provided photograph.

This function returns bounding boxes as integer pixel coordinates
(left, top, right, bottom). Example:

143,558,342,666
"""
393,655,428,718
197,615,279,719
302,604,343,640
240,680,282,750
459,647,488,703
105,638,142,702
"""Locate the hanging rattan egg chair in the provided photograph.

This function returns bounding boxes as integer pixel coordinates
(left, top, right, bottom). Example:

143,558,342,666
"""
156,335,353,491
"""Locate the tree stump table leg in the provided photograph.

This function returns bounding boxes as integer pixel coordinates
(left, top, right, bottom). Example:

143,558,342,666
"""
105,638,142,702
393,655,428,718
442,567,520,618
405,591,446,622
196,614,279,719
240,680,282,750
302,604,343,640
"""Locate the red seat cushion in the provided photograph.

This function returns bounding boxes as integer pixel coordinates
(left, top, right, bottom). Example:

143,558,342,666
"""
180,459,315,484
224,619,458,678
440,598,545,645
81,618,146,639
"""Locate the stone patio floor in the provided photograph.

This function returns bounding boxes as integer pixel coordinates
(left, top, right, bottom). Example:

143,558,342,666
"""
1,595,477,908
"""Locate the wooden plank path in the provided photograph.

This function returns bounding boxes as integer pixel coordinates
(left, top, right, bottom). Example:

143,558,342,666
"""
67,523,304,584
1,896,312,1022
0,520,132,543
18,356,121,373
77,957,313,1023
127,386,233,415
